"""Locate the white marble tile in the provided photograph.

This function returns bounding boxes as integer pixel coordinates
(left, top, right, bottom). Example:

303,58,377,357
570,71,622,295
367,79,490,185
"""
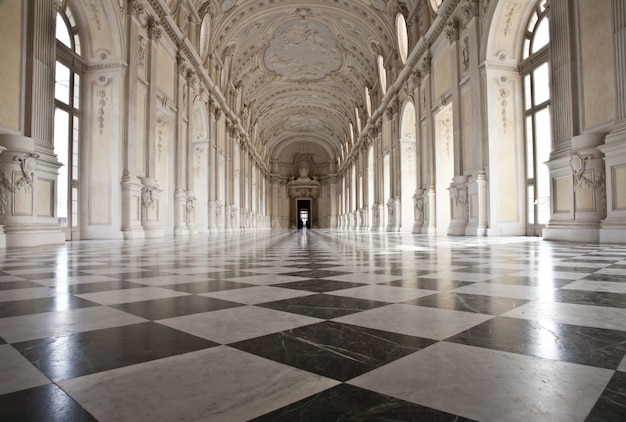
200,286,314,305
4,268,58,275
158,306,321,344
510,270,589,280
0,306,146,343
76,287,189,305
225,274,310,285
596,267,626,275
333,304,493,340
451,282,548,300
0,287,58,303
0,344,50,395
562,279,626,294
349,342,613,422
60,346,338,422
322,273,402,284
327,285,437,302
618,354,626,372
0,275,27,282
503,301,626,331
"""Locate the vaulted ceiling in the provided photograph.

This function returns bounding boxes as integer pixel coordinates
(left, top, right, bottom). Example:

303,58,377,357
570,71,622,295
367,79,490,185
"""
195,0,405,168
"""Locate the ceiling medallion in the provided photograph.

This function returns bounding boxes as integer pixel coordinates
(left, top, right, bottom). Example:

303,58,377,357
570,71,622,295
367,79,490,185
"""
263,18,343,81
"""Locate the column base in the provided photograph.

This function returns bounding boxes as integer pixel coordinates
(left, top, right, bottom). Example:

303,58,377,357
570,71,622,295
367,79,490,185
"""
4,225,65,248
543,221,601,243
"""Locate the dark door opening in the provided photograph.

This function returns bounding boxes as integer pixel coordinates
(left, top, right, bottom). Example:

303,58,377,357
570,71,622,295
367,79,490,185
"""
297,199,311,229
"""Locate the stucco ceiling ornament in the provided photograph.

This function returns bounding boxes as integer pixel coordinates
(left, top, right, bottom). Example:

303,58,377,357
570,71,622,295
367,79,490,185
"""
263,19,343,82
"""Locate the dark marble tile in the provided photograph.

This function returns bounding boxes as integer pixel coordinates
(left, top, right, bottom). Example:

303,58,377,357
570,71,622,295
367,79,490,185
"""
207,270,264,280
0,280,42,290
56,280,147,295
160,279,256,293
232,321,434,381
251,383,475,422
554,289,626,309
13,322,217,381
586,370,626,421
0,383,96,422
273,279,366,293
552,266,600,273
0,296,98,319
608,264,626,270
445,317,626,369
386,278,472,291
113,270,169,279
259,294,388,319
110,295,242,320
405,292,529,315
583,273,626,282
282,269,351,279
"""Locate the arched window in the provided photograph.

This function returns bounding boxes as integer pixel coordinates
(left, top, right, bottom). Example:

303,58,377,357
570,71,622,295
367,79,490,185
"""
396,13,408,65
377,55,387,95
365,86,372,117
55,2,83,238
520,0,550,235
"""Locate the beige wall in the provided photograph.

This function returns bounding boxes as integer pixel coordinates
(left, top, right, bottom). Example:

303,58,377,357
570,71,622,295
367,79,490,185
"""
579,0,615,129
0,0,23,132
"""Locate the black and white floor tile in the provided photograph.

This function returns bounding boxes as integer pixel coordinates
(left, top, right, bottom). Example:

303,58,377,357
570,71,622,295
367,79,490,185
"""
0,230,625,421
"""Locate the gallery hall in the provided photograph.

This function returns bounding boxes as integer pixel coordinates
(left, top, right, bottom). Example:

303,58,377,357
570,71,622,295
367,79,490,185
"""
0,0,625,420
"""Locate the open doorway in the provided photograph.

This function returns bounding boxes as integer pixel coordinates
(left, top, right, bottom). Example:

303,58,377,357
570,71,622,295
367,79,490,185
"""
297,199,311,229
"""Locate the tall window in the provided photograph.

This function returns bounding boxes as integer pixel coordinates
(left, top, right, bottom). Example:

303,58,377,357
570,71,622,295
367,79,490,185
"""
55,3,83,237
520,1,550,235
396,13,408,65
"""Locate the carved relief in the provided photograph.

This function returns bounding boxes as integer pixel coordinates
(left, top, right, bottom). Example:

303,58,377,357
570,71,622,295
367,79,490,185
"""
0,153,38,215
462,37,470,73
138,35,147,70
570,152,607,206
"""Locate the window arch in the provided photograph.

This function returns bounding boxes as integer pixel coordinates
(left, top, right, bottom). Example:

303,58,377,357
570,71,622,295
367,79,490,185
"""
55,2,84,238
520,1,550,235
429,0,444,13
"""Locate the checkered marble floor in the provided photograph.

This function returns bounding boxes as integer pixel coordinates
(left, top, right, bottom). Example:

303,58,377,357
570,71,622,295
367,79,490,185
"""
1,230,625,421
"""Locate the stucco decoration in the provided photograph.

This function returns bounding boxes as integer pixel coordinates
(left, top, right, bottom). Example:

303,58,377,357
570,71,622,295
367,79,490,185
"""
264,19,342,81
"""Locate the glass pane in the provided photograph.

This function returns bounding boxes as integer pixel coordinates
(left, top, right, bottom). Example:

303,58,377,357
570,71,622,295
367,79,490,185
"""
533,62,550,106
72,115,79,180
73,34,81,55
55,62,71,104
532,17,550,53
535,107,552,225
56,13,72,48
54,109,70,227
378,55,387,95
524,74,532,110
73,73,80,109
365,87,372,117
525,115,534,177
523,38,531,59
527,185,535,224
71,187,79,228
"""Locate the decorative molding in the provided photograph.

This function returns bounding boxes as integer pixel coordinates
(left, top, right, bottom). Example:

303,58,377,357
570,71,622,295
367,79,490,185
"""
0,153,39,215
445,20,459,42
570,152,607,206
462,36,470,73
497,88,510,133
96,88,107,135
